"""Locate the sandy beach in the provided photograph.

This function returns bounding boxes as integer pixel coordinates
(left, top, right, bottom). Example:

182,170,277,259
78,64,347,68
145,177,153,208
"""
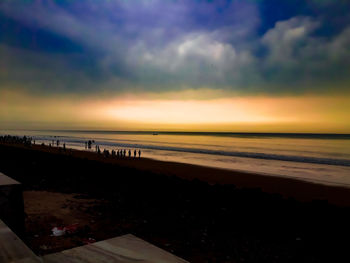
1,142,350,262
4,142,350,206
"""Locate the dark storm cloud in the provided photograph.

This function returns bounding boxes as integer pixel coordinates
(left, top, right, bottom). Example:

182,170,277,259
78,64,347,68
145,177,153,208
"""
0,0,349,95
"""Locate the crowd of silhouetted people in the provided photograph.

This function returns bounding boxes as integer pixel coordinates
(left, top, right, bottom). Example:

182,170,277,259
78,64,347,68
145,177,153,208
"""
83,140,141,158
85,140,141,158
0,135,142,159
0,135,34,146
0,135,67,150
93,144,141,159
107,148,141,158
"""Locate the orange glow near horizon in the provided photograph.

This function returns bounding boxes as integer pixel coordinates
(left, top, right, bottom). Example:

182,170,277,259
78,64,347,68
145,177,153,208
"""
104,99,284,124
1,90,350,133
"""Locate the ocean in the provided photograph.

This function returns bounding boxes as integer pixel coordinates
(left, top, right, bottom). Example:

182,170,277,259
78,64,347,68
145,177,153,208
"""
2,129,350,187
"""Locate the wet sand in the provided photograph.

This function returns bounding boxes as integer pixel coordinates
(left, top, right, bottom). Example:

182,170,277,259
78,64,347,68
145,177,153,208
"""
1,142,350,262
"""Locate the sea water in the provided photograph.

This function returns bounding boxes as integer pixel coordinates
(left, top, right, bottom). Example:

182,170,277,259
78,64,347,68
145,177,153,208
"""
2,129,350,187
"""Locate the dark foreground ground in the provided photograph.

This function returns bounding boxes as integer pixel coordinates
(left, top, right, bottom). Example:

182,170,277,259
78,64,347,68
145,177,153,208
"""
1,143,350,263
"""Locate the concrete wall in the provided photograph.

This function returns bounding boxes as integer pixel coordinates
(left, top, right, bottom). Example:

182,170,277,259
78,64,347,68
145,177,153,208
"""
0,172,25,236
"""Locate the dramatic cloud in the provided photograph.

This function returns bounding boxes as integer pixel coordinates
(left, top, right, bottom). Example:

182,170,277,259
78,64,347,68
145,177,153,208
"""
261,17,350,91
0,0,350,96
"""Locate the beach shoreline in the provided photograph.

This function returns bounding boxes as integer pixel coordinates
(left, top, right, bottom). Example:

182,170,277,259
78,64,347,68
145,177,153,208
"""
1,142,350,262
2,142,350,206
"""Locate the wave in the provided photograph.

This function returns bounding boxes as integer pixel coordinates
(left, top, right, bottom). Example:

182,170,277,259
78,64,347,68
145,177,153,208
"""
36,135,350,167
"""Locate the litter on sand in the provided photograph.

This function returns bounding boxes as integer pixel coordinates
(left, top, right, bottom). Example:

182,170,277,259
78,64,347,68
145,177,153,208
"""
51,223,79,236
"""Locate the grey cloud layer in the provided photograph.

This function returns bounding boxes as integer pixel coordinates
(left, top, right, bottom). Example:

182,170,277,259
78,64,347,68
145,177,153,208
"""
0,1,349,95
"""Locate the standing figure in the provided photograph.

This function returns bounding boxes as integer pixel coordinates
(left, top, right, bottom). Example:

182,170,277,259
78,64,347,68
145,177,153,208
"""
128,149,131,158
138,150,141,158
134,150,136,158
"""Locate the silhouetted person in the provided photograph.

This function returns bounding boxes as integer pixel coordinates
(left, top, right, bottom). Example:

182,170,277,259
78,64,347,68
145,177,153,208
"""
123,149,126,157
85,142,88,149
134,149,136,158
56,140,60,147
63,143,66,151
88,140,92,149
138,149,141,158
128,149,131,157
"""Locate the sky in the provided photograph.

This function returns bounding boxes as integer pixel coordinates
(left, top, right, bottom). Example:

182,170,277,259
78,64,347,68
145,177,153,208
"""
0,0,350,132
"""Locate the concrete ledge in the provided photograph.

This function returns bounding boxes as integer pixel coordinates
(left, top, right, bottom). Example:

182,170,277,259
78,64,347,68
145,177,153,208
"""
0,173,188,263
42,234,189,263
0,220,41,263
0,219,189,263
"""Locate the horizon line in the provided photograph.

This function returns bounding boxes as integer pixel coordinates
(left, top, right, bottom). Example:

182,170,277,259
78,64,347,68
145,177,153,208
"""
2,128,350,138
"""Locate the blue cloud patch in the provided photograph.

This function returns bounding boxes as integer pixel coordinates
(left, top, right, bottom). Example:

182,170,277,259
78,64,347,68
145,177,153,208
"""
0,0,349,95
0,14,84,53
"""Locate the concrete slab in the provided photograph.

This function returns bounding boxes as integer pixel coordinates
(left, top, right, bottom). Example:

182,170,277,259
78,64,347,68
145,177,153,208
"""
42,234,189,263
12,258,43,263
0,172,20,186
0,220,41,263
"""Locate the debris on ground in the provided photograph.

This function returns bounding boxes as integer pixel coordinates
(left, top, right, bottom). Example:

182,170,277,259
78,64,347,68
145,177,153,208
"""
51,223,79,237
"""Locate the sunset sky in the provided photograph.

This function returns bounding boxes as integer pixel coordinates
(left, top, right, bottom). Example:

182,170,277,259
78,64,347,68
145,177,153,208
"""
1,0,350,132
